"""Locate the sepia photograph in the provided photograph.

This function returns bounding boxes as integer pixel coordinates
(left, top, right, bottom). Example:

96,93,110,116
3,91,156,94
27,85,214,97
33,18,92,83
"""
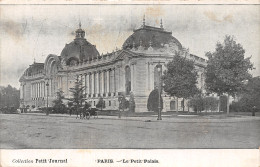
0,1,259,166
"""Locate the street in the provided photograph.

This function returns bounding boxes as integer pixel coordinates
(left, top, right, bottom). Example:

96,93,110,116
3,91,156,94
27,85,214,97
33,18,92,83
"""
0,113,259,148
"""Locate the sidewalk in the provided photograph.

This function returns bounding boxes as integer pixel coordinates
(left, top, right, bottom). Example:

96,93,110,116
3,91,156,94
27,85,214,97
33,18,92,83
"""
19,112,260,123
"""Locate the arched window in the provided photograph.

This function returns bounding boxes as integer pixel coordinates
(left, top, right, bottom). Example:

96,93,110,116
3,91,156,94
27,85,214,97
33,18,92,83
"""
125,66,131,95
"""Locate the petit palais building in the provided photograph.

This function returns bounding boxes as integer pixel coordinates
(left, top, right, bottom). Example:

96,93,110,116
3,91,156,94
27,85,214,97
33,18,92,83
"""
19,19,206,112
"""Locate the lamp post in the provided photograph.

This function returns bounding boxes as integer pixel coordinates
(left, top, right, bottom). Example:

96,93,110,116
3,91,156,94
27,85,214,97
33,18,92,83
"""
45,78,50,115
156,63,162,120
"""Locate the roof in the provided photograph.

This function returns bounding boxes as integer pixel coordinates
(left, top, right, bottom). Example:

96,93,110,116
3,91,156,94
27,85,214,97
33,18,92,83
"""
60,38,100,65
122,25,182,50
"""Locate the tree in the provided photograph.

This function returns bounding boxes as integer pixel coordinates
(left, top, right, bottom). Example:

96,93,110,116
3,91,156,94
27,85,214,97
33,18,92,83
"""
0,85,20,110
52,90,66,114
202,96,219,112
162,52,200,112
230,77,260,112
187,95,204,113
69,76,85,112
242,77,260,109
205,35,253,114
147,89,163,112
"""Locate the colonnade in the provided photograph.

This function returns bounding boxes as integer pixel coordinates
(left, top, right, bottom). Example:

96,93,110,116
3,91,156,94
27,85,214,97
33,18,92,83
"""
80,68,118,98
31,81,45,99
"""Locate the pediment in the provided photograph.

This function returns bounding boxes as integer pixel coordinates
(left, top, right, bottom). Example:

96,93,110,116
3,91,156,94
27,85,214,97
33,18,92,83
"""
114,50,139,61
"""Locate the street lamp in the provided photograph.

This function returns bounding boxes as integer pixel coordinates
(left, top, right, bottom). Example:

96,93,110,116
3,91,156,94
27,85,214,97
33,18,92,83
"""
156,63,162,120
45,78,50,116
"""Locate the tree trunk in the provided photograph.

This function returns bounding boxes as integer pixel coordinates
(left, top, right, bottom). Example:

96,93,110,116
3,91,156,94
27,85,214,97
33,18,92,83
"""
183,98,185,112
227,94,230,115
218,96,221,112
176,97,178,113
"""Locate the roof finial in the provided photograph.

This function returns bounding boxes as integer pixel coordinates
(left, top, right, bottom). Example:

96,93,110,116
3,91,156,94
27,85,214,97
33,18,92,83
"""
160,18,163,29
79,21,82,29
143,14,145,27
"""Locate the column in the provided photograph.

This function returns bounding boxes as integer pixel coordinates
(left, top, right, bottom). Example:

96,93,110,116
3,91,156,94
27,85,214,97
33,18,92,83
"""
147,62,150,91
34,83,36,98
31,83,33,98
40,82,42,97
91,72,95,97
117,66,123,92
93,72,96,96
86,73,89,96
131,65,134,92
50,79,52,96
106,69,110,95
109,70,113,94
35,83,37,98
84,74,87,97
103,70,107,94
122,66,125,93
36,82,39,98
113,68,116,95
89,73,92,96
43,81,45,97
41,82,43,97
60,77,63,91
38,82,39,98
100,71,104,96
82,74,85,97
33,83,35,98
39,82,41,97
96,71,100,96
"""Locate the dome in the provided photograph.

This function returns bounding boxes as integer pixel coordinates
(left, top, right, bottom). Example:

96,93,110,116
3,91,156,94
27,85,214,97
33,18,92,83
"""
122,24,182,51
61,23,100,65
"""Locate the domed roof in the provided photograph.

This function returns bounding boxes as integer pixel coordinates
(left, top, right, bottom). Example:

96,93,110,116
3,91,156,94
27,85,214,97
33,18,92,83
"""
61,23,100,65
123,24,182,51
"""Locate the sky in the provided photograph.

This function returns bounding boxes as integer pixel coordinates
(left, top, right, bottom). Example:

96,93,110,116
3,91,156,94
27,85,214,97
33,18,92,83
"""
0,5,259,88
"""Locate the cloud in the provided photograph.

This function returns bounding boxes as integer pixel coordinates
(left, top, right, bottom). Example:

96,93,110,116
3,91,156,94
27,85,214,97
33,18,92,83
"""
0,19,24,42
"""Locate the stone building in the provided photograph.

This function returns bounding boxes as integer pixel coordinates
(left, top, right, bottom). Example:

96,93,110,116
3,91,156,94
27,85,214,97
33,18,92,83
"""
19,19,207,112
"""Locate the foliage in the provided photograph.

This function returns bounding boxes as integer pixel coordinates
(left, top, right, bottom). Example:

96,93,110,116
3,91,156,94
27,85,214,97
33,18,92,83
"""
67,101,73,107
203,96,219,111
219,95,227,112
96,97,105,110
84,102,91,109
205,35,253,96
162,53,200,99
147,89,163,112
241,77,260,109
52,90,66,114
0,85,20,110
129,92,135,112
205,36,253,114
187,95,204,113
69,76,85,110
230,77,260,112
32,105,36,109
188,96,219,113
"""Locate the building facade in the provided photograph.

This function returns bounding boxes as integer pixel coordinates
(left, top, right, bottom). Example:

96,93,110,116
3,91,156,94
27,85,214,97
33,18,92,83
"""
19,19,206,112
